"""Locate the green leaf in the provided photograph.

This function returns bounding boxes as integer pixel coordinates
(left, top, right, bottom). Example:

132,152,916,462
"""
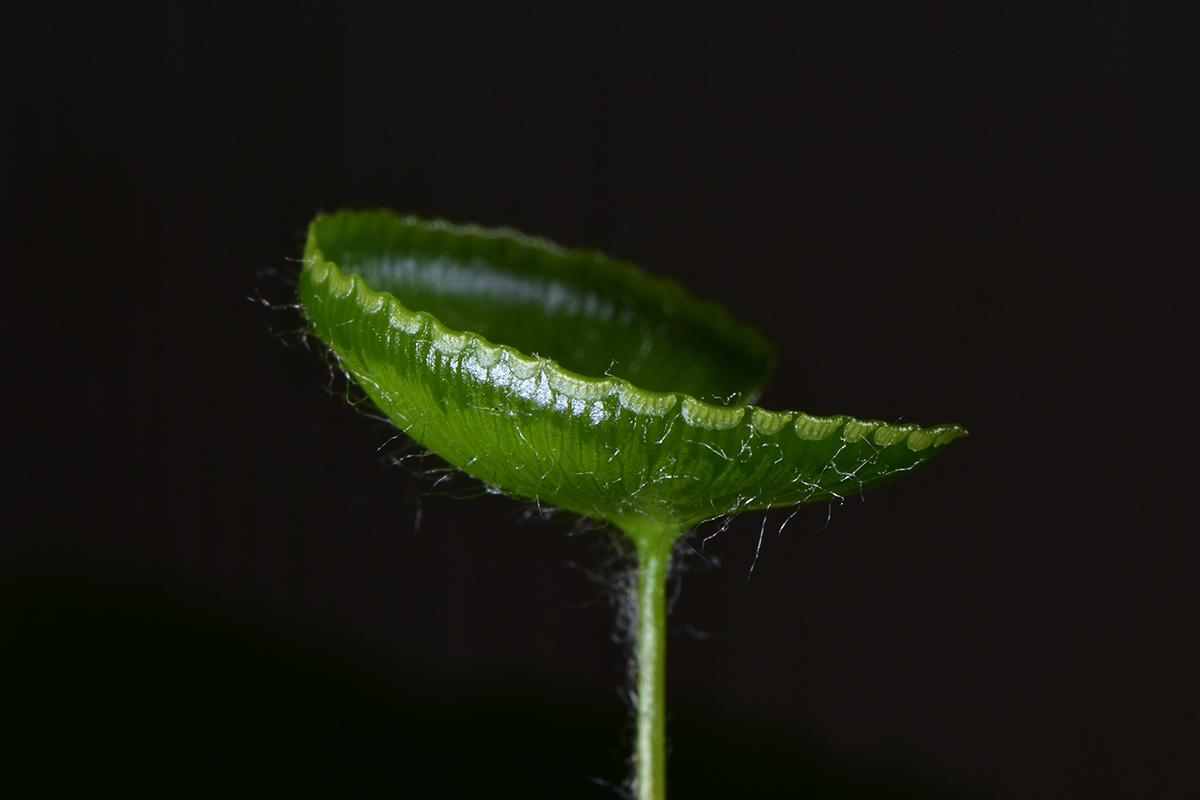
299,209,966,545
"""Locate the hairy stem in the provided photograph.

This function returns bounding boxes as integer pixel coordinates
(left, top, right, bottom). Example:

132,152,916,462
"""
630,525,676,800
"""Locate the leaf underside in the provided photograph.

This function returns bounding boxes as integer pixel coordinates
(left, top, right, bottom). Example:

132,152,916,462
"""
299,210,966,536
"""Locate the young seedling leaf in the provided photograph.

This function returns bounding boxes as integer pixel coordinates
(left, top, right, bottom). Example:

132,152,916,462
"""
298,210,966,545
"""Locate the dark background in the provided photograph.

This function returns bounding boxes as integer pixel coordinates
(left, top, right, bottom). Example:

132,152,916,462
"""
3,2,1197,798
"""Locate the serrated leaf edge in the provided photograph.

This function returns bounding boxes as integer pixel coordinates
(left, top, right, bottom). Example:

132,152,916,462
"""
303,246,967,454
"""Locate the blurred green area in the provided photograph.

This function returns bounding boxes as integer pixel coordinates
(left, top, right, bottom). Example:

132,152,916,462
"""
0,582,969,799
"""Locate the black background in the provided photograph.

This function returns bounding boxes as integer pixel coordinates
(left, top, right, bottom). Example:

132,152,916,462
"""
3,3,1197,798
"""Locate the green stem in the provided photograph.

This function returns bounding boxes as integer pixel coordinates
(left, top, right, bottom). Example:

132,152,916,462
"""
630,524,676,800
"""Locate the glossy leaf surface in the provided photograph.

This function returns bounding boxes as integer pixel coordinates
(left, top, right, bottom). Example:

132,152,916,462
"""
299,210,966,537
